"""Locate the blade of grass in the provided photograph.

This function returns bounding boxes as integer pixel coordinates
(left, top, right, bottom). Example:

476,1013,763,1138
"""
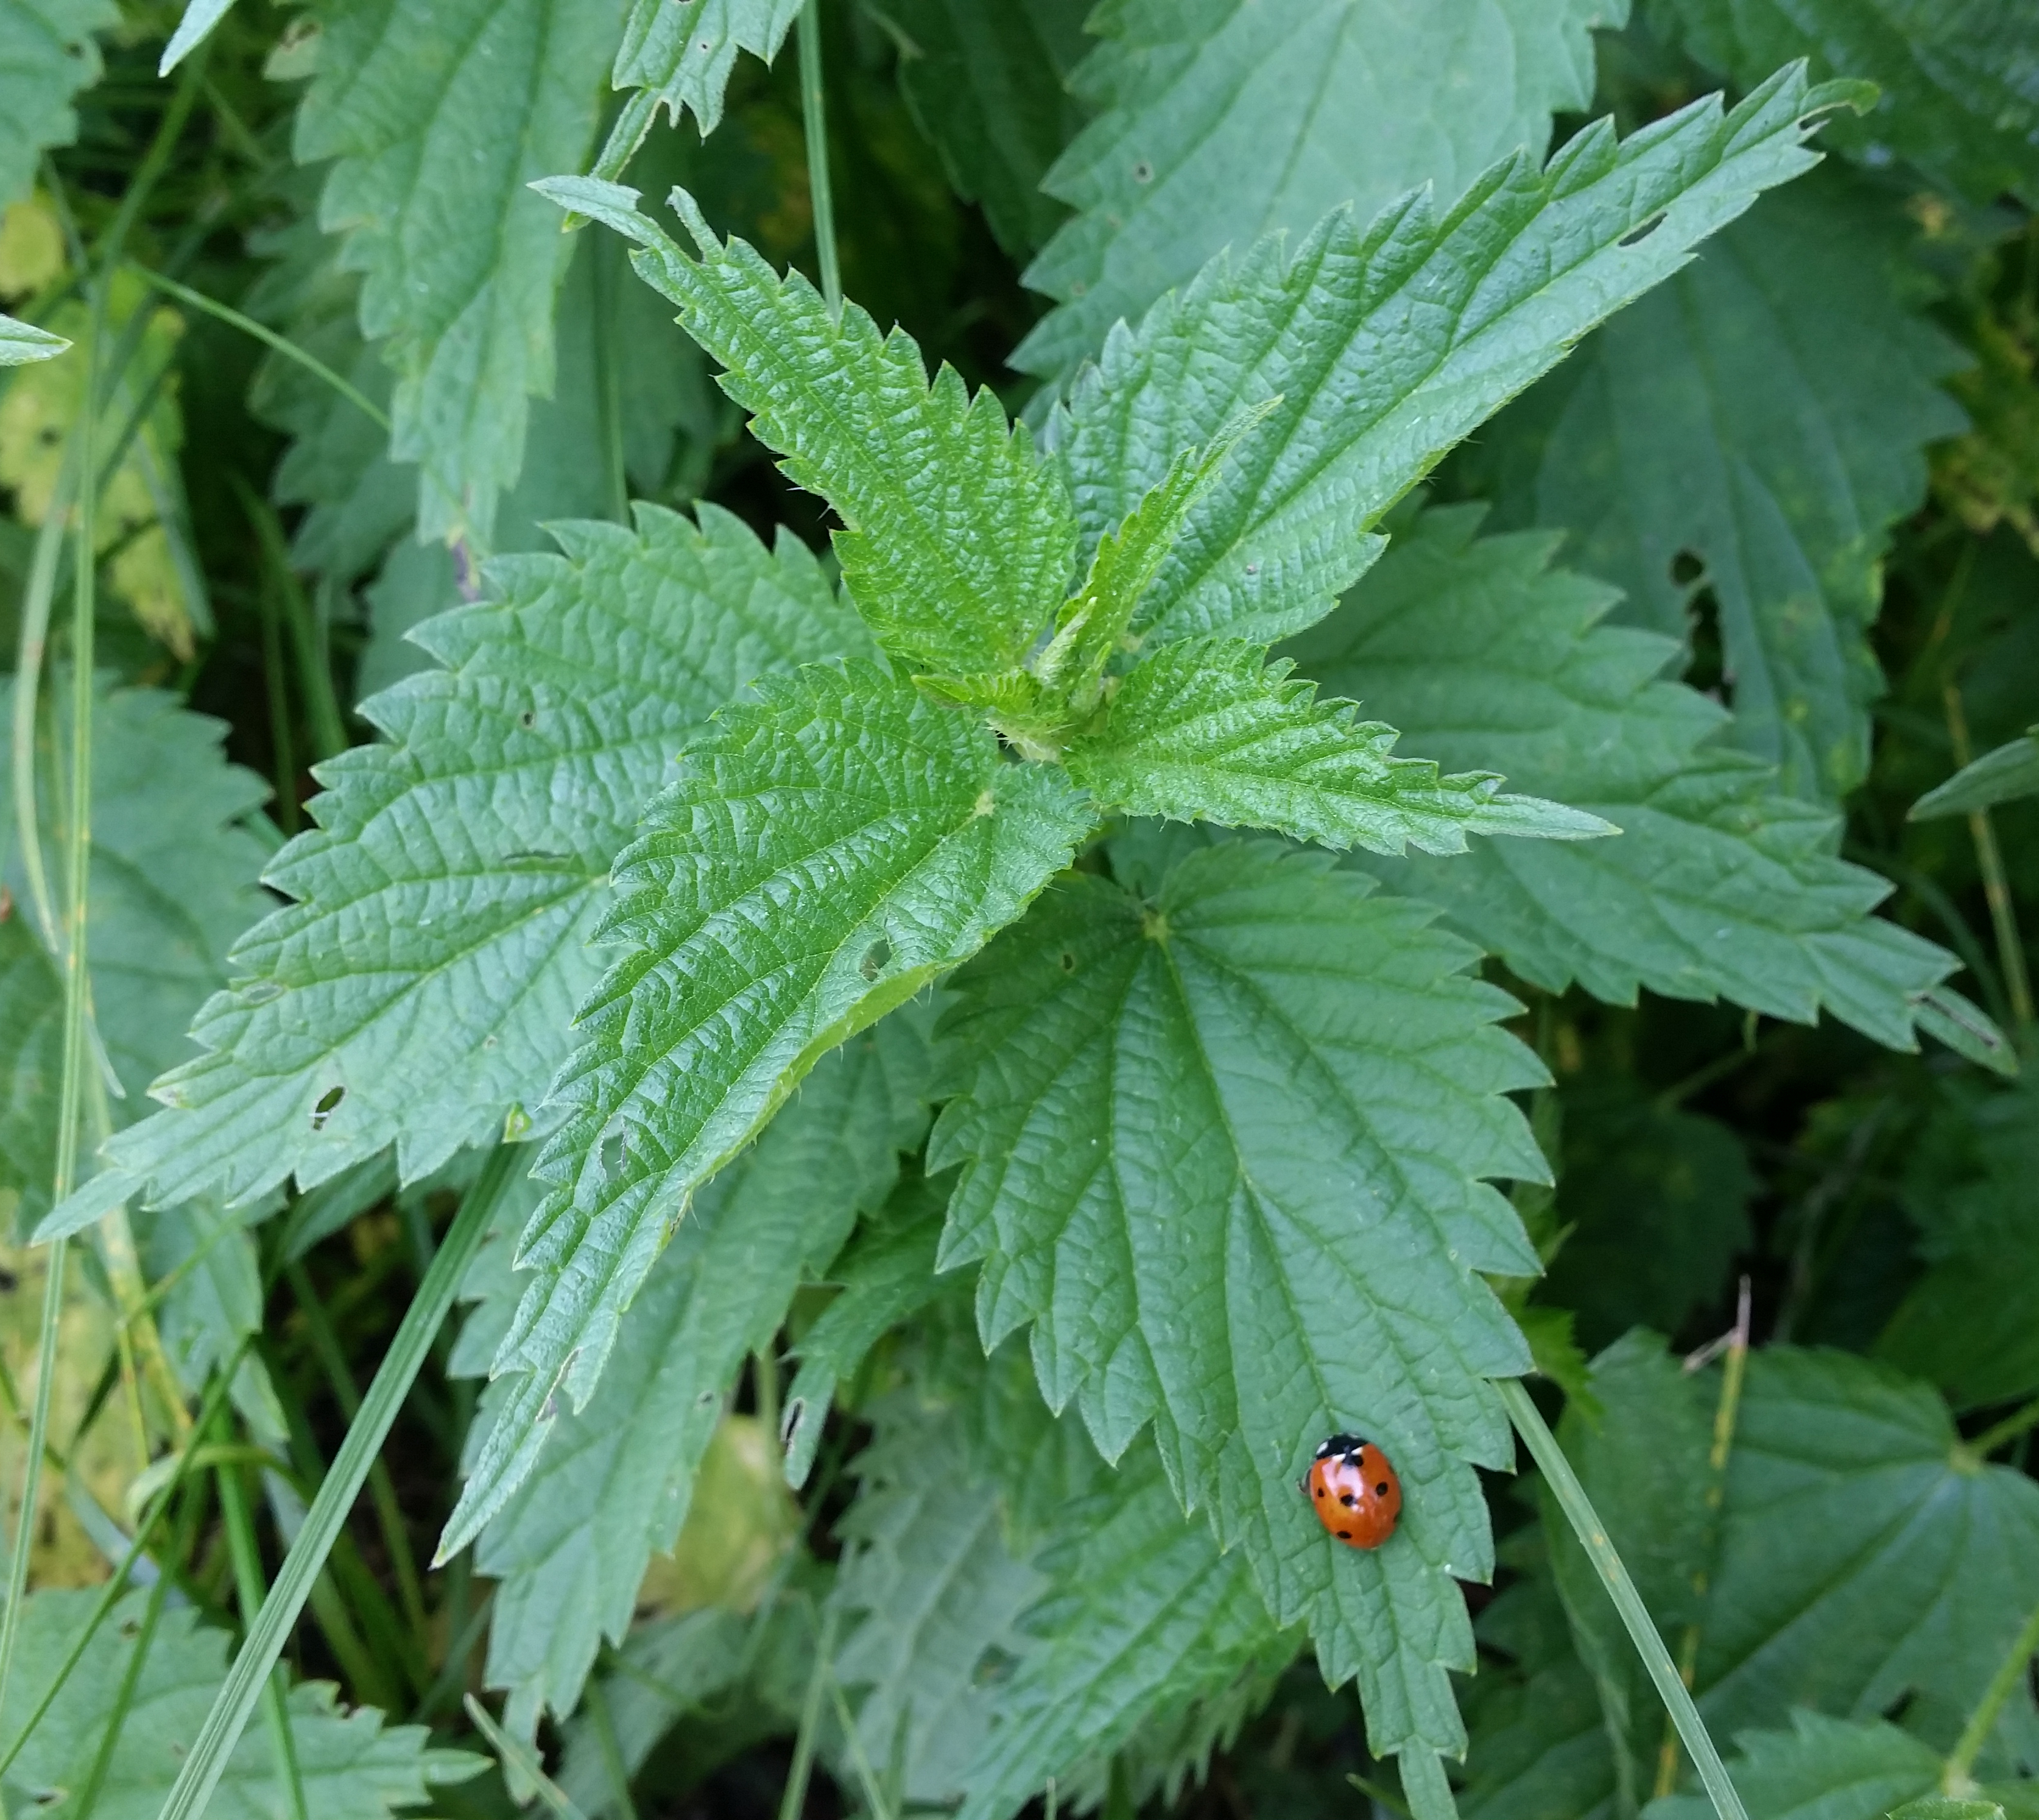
219,1461,311,1820
151,1141,523,1820
132,266,390,432
0,1339,249,1783
583,1676,641,1820
463,1693,591,1820
282,1258,428,1642
797,0,840,314
234,474,347,762
1499,1378,1749,1820
1943,680,2034,1032
778,1603,839,1820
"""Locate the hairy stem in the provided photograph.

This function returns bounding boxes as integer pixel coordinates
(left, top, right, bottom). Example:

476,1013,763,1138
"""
1500,1378,1748,1820
1943,1593,2039,1794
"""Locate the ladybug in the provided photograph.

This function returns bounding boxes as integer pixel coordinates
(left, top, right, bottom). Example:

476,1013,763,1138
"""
1300,1433,1402,1550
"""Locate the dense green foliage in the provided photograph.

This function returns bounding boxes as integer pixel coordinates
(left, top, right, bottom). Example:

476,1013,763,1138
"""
3,4,2038,1819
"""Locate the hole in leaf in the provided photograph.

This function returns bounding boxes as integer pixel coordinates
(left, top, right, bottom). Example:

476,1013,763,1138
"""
1668,548,1705,588
600,1122,628,1177
859,937,892,981
1618,212,1666,248
311,1085,345,1130
518,710,536,729
1132,158,1153,183
1059,950,1076,973
1684,584,1734,709
780,1397,805,1447
0,1268,16,1293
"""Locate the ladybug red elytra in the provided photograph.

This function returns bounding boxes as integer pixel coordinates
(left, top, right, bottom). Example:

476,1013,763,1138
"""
1300,1433,1402,1550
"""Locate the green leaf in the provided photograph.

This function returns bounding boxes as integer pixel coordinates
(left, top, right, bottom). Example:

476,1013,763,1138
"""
954,1439,1297,1820
610,0,801,139
468,1012,930,1731
443,660,1090,1554
295,0,626,543
1540,1081,1755,1350
1468,167,1965,799
0,680,272,1227
546,178,1078,676
1887,1802,2010,1820
1014,0,1624,381
1912,728,2039,819
100,505,862,1212
1649,0,2039,205
0,1586,481,1820
0,312,68,364
1292,506,1997,1062
781,1181,948,1489
158,0,238,74
1878,1074,2039,1408
0,0,114,210
1643,1711,1940,1820
1066,636,1615,855
831,1377,1056,1809
932,838,1549,1761
1053,64,1872,651
876,0,1093,257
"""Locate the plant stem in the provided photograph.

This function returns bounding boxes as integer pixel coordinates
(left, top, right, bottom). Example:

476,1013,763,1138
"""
463,1693,590,1820
219,1463,311,1820
1499,1378,1748,1820
1942,681,2033,1030
1943,1592,2039,1794
585,1674,642,1820
1971,1395,2039,1459
797,0,841,314
132,267,390,431
236,476,347,762
1656,1280,1752,1800
152,1142,523,1820
778,1602,839,1820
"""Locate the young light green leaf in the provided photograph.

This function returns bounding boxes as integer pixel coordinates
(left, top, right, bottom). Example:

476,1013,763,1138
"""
932,838,1549,1762
1067,637,1614,855
468,1012,930,1733
1015,0,1621,381
0,680,272,1229
1650,0,2039,204
1643,1712,1940,1820
296,0,624,543
537,177,1078,677
1470,167,1965,800
0,312,69,364
878,0,1093,257
1293,507,2001,1065
100,506,862,1212
158,0,237,73
0,1587,481,1820
443,661,1091,1556
1053,63,1872,651
0,0,114,208
1911,727,2039,820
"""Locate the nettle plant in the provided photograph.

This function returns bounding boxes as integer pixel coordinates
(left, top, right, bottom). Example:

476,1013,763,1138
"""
12,9,2039,1820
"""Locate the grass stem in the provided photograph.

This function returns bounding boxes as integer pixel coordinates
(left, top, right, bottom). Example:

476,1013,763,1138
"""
797,0,841,315
1499,1378,1748,1820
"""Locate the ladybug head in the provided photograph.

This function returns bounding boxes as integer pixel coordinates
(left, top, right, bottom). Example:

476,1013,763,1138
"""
1314,1431,1368,1462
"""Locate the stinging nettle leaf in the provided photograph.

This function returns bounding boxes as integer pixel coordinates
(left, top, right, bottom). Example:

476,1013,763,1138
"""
99,504,862,1215
932,838,1550,1762
469,1012,931,1733
598,0,803,171
1015,0,1624,383
1066,635,1615,856
1052,63,1873,652
1643,1710,1941,1820
1470,166,1967,800
1294,506,2001,1064
295,0,626,544
538,175,1079,679
441,659,1091,1556
0,0,115,211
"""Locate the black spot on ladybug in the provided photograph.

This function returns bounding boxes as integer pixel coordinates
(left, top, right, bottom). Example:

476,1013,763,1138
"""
1377,1482,1391,1496
1314,1486,1324,1498
1337,1530,1352,1540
